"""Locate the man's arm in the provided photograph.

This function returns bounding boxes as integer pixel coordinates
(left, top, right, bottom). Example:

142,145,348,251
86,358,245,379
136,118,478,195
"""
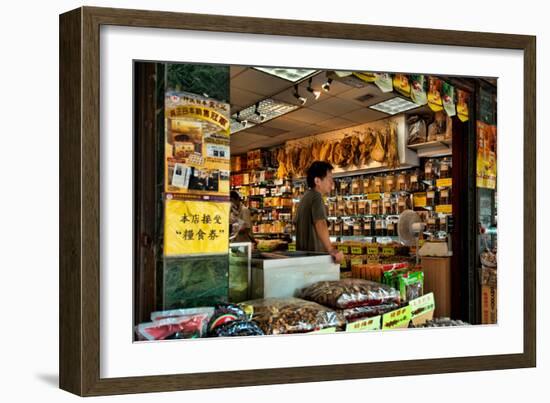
314,219,343,263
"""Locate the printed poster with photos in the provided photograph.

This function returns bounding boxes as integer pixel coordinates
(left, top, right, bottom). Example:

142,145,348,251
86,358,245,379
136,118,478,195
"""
165,91,231,200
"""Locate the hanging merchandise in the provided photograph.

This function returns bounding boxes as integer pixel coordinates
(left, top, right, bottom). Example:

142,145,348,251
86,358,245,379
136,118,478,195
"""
392,74,411,97
442,81,457,117
165,91,231,198
457,88,470,122
427,76,444,112
410,74,428,105
353,72,377,82
374,73,394,93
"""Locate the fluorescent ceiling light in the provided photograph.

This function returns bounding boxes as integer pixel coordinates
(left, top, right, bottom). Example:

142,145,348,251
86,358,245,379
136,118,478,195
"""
230,98,299,134
369,96,419,115
253,67,317,82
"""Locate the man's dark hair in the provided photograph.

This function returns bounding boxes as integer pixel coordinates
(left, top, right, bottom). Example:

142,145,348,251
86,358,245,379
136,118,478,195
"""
230,190,241,202
306,161,334,189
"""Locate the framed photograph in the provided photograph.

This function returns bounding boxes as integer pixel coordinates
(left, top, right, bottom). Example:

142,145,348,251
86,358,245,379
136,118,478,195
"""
59,6,536,396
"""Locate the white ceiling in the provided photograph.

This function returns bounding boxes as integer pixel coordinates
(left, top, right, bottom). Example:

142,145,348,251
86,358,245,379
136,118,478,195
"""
229,67,417,155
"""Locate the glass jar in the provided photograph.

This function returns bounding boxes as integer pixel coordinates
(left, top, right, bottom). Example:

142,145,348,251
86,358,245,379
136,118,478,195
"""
387,220,397,236
397,196,407,214
352,177,362,195
375,218,387,236
373,176,384,193
383,197,393,215
397,172,409,192
364,217,373,236
439,187,451,205
384,174,396,193
427,216,438,233
424,159,435,181
371,200,380,215
410,170,421,192
426,186,436,207
439,158,452,179
439,215,447,232
358,199,367,216
353,218,363,236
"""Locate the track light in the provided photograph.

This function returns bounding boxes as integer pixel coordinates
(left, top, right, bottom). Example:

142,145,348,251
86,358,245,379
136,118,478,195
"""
306,78,321,100
254,102,266,122
322,78,333,92
236,111,248,128
293,85,307,105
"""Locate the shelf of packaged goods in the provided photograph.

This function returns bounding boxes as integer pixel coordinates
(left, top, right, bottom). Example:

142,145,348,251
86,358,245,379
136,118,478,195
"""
328,214,401,220
326,191,412,201
250,206,292,211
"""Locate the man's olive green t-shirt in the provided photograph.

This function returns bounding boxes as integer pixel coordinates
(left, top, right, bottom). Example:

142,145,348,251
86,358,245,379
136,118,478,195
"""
295,189,328,252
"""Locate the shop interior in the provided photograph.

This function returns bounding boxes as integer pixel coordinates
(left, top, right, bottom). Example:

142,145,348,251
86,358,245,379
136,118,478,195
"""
133,63,498,340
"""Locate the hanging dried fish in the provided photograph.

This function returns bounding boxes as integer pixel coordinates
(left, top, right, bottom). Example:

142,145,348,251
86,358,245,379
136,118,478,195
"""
339,136,354,168
386,122,400,168
359,129,376,165
371,129,386,163
351,135,361,166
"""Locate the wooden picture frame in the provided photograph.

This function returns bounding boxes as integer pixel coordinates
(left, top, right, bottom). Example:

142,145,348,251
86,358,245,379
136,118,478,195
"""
59,6,536,396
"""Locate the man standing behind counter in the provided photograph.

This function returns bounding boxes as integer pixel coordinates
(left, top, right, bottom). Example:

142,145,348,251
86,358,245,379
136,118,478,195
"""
295,161,343,264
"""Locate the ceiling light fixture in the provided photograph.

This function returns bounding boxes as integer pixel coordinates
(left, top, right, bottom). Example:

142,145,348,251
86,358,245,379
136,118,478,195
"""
321,78,333,92
306,78,321,100
369,96,419,115
293,85,307,105
254,102,266,122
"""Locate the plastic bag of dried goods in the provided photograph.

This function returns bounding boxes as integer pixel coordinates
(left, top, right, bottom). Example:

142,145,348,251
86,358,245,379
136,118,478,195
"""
299,279,400,309
242,297,344,335
337,303,399,322
135,313,211,341
150,307,214,322
210,320,265,337
207,303,250,334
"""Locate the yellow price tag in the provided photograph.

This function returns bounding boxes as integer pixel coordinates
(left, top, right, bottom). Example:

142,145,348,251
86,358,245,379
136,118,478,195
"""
367,193,381,200
382,247,395,256
435,204,453,214
436,178,452,188
367,247,379,255
413,193,427,207
351,246,363,255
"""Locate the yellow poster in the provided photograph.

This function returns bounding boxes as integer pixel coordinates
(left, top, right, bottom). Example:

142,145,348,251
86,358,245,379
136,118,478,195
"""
476,121,497,189
165,91,231,198
164,199,230,256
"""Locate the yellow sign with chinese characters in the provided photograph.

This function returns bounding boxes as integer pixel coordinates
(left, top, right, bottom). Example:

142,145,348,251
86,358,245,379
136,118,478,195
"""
164,199,229,256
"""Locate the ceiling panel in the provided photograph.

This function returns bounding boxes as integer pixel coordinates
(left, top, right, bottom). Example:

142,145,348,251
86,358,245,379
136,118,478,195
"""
281,124,330,139
284,107,332,124
316,117,357,131
230,65,247,78
230,132,268,147
336,84,396,107
339,107,389,123
241,125,287,137
262,116,309,131
230,87,264,110
231,68,292,97
308,96,362,116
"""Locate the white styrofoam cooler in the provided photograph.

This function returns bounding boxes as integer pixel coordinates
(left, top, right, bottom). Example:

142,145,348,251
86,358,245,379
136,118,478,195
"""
251,252,340,299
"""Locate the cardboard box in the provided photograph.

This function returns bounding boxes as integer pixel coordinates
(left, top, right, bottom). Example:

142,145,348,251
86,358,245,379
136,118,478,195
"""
420,257,451,318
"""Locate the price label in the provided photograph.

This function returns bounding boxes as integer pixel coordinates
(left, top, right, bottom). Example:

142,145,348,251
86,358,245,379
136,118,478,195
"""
382,305,412,330
367,193,381,200
338,245,350,253
436,178,453,188
288,243,296,252
409,293,435,319
350,257,363,266
367,247,379,255
382,247,395,256
351,246,363,255
346,315,382,332
413,193,427,207
436,204,453,213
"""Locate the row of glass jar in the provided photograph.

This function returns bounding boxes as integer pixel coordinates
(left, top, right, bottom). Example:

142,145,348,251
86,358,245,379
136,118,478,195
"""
327,214,450,237
328,195,413,217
